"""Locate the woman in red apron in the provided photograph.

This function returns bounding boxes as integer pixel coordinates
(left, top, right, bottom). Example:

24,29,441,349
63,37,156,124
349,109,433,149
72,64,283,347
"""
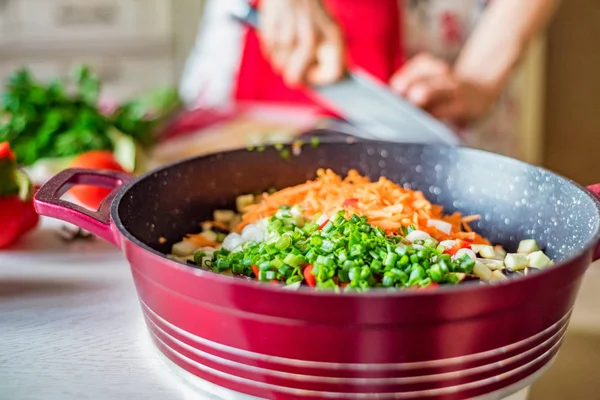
180,0,557,126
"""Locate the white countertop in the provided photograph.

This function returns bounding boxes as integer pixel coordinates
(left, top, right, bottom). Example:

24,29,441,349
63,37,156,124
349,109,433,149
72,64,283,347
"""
0,218,259,400
1,217,597,400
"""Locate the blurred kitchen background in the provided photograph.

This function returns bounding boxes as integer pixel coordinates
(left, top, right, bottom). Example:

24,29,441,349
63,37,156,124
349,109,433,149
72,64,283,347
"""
1,0,598,183
1,0,599,399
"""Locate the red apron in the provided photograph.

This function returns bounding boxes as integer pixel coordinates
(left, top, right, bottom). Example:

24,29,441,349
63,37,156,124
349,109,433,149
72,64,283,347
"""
234,0,404,112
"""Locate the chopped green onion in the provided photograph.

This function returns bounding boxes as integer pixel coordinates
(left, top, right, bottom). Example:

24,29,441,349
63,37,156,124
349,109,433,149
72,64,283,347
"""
429,264,443,282
408,266,425,286
384,252,398,268
265,270,276,280
283,253,304,267
258,261,272,271
276,235,292,250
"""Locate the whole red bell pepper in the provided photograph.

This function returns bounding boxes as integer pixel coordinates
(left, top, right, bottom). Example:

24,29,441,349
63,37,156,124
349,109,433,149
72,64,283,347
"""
0,142,39,248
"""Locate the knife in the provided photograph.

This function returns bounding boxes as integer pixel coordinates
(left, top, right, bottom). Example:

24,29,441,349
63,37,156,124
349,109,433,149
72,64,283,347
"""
230,2,460,145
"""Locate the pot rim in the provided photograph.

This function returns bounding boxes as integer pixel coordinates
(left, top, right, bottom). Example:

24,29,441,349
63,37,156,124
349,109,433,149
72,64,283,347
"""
111,138,600,299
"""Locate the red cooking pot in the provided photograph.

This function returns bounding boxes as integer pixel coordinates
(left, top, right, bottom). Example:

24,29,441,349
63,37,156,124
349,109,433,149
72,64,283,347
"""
34,136,600,399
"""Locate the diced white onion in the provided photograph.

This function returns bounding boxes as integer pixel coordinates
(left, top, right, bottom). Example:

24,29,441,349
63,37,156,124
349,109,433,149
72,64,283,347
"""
427,219,452,234
453,248,477,261
440,240,456,249
222,233,244,251
241,224,265,242
405,230,431,242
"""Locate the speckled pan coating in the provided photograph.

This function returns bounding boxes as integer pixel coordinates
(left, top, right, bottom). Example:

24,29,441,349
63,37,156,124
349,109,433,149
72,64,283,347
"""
122,137,600,262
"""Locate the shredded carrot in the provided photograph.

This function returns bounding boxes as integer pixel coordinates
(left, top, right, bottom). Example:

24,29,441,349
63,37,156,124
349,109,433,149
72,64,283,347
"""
235,169,488,244
184,234,220,248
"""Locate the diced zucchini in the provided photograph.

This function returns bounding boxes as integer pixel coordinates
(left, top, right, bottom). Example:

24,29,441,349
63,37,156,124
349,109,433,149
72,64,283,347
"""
527,251,552,269
216,232,227,243
479,245,497,259
473,261,493,281
517,239,539,255
167,254,186,263
490,270,508,281
504,253,529,271
494,246,507,259
171,240,200,257
200,230,218,242
214,210,236,224
477,258,505,270
236,194,255,213
470,244,486,254
229,214,242,231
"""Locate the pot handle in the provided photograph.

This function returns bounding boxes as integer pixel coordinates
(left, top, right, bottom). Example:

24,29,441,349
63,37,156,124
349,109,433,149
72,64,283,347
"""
34,168,133,247
587,184,600,260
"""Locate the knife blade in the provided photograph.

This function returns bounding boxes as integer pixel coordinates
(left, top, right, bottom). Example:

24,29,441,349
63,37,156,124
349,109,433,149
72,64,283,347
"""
230,1,461,145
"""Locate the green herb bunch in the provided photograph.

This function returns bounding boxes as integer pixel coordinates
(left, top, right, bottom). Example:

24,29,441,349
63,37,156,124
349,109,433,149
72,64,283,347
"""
0,66,179,166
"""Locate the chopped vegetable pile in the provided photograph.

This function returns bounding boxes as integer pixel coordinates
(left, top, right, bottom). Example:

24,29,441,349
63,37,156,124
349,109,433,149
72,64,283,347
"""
237,169,488,244
169,170,554,292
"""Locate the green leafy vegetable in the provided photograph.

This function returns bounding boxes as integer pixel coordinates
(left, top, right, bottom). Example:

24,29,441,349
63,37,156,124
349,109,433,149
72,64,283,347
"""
0,66,180,166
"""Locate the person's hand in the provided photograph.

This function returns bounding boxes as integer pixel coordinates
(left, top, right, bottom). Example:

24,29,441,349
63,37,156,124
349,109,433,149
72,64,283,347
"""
259,0,345,87
390,53,496,125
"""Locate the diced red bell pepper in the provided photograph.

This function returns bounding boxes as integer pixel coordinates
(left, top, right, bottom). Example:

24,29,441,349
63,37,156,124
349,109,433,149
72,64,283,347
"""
0,142,16,160
318,219,330,230
303,264,316,287
444,240,471,256
418,282,440,291
343,198,358,207
251,265,260,278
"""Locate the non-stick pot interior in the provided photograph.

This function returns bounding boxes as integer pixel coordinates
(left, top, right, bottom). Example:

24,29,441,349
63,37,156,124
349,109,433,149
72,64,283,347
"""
115,139,600,263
